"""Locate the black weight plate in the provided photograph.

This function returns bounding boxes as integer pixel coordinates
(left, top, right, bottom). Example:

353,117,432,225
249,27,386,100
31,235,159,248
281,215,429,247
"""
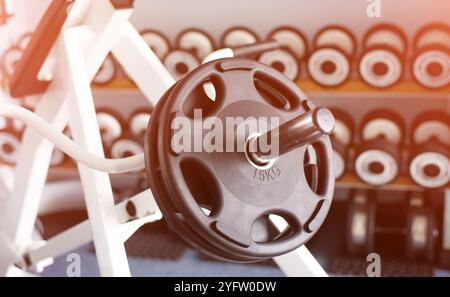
148,58,334,260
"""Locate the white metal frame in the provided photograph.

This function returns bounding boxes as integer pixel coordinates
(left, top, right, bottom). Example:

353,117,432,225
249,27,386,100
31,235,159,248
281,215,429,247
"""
443,190,450,251
0,0,327,277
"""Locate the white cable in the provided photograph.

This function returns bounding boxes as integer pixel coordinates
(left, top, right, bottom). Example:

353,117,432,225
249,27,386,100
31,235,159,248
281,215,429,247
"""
0,104,145,174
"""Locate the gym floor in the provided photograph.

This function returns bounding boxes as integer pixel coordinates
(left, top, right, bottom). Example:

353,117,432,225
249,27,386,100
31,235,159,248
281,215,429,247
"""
38,204,450,277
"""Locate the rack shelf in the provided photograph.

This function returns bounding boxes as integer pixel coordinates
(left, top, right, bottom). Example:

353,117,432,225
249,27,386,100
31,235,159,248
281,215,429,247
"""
1,160,445,193
92,78,450,96
47,166,447,193
335,173,444,192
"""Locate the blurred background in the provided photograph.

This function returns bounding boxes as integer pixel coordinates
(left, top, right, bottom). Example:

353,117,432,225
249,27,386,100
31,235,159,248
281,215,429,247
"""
0,0,449,276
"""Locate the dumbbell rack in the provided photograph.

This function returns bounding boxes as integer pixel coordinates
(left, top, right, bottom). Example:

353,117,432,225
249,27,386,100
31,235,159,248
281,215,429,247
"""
0,72,448,272
1,42,449,275
0,0,448,276
309,77,449,271
82,78,449,271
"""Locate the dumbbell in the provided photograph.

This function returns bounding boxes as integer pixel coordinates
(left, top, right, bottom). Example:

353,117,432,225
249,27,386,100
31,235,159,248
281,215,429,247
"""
269,27,308,63
412,23,450,89
329,109,354,180
50,149,66,167
221,26,260,48
355,110,404,186
346,190,376,256
406,193,436,262
259,49,300,81
1,33,35,81
409,111,450,189
111,138,144,160
129,108,152,144
0,116,7,131
176,28,216,61
1,46,23,78
93,54,117,86
307,25,356,87
0,104,44,165
140,29,171,61
0,108,36,165
109,107,145,169
163,49,200,80
359,23,407,89
96,108,124,157
259,27,308,81
0,130,20,165
18,32,33,52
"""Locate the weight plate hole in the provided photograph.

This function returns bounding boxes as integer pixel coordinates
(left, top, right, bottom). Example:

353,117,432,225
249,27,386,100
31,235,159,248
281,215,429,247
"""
182,76,224,118
99,127,107,137
180,158,222,217
2,142,14,154
304,153,318,193
188,47,199,57
304,143,328,196
126,201,137,218
254,72,299,111
321,61,336,74
423,164,441,178
426,62,443,77
251,213,295,243
369,161,385,175
122,151,134,158
271,61,286,73
304,200,326,233
175,62,189,75
373,62,389,76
